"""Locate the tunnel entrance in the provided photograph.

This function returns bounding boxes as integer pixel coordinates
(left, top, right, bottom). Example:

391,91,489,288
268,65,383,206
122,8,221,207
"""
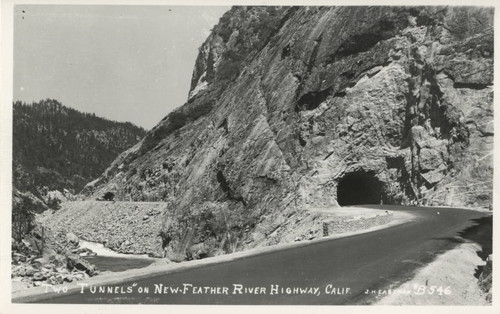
337,171,383,206
103,192,115,201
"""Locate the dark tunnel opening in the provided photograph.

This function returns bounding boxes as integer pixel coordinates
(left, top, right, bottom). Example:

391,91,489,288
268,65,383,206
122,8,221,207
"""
337,171,383,206
103,192,115,201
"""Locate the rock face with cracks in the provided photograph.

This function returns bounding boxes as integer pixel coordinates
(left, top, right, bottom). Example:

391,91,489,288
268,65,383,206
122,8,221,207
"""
81,7,493,260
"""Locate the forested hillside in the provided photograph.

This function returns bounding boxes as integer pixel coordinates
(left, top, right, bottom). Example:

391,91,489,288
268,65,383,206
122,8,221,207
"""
13,99,146,197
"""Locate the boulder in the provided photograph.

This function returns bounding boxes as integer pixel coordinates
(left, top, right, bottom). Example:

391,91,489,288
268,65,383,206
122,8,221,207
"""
187,243,208,260
12,266,25,277
419,148,444,171
49,253,68,268
66,252,97,276
47,275,64,285
421,167,447,185
41,263,56,272
12,252,27,263
72,272,86,281
31,257,48,270
66,233,79,246
24,266,37,276
63,274,74,282
42,247,57,258
32,272,46,281
41,268,53,278
55,266,69,274
21,239,32,250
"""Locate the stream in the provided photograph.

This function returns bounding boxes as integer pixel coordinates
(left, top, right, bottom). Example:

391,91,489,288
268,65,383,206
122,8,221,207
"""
79,240,155,272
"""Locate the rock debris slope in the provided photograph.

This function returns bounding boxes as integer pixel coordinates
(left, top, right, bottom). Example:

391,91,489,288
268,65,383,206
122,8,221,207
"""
81,7,493,259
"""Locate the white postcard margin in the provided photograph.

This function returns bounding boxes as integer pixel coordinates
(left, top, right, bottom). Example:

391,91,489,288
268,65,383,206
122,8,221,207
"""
1,0,499,313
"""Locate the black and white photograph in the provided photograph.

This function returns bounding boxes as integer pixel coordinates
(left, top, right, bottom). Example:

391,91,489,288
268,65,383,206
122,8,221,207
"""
0,0,497,310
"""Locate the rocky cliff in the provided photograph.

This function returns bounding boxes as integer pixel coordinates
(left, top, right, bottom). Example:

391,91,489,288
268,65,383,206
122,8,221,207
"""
82,6,493,259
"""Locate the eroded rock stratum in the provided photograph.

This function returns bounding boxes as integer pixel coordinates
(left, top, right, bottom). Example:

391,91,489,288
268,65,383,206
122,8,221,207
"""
80,7,493,259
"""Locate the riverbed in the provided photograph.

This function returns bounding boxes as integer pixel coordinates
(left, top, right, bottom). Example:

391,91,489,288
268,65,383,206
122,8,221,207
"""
79,240,155,272
83,255,155,272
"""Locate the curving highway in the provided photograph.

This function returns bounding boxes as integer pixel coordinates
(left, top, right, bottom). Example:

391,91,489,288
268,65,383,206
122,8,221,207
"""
24,205,490,305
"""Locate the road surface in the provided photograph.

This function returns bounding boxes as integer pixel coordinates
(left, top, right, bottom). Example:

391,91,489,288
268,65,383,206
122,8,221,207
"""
23,205,490,305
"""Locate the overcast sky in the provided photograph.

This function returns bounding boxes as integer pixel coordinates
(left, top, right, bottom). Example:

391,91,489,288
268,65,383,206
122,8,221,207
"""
14,5,229,129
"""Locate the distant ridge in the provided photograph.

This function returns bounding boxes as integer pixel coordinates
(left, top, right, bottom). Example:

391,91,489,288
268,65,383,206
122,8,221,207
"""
13,98,146,199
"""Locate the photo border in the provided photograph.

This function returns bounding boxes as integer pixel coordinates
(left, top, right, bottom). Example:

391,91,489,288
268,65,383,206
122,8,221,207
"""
1,0,498,313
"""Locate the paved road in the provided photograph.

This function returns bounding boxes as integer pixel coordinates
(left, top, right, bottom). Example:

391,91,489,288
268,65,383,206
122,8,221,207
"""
32,205,489,305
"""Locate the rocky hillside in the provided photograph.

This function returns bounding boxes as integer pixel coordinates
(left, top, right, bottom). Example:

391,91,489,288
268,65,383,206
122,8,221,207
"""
13,99,146,199
40,201,399,258
82,7,493,259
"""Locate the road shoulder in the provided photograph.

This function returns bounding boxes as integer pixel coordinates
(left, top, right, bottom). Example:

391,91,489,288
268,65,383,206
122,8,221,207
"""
376,242,490,305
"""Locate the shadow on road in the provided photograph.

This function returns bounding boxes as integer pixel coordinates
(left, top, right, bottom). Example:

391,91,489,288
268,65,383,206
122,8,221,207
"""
458,215,492,278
